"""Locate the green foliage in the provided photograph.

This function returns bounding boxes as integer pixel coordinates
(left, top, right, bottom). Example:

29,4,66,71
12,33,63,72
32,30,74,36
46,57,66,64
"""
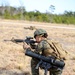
4,9,10,19
0,6,75,25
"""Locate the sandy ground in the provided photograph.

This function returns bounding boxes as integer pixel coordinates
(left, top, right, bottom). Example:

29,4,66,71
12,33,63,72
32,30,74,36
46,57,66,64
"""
0,19,75,75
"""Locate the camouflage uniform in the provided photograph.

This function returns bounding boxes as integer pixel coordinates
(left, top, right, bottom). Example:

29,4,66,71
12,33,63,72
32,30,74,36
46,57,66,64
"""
31,29,63,75
31,40,63,75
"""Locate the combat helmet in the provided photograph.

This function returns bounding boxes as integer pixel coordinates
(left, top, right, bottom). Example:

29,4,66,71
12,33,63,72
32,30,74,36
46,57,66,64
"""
34,29,48,38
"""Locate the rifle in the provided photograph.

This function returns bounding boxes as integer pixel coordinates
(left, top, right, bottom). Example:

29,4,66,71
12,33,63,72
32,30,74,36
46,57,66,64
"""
25,49,65,75
4,36,36,45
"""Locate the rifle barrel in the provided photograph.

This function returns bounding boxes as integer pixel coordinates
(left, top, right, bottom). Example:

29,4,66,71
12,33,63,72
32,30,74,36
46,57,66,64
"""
4,40,12,41
13,39,24,42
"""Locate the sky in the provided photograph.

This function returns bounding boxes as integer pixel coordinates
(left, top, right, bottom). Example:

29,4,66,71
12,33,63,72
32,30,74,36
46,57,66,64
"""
0,0,75,14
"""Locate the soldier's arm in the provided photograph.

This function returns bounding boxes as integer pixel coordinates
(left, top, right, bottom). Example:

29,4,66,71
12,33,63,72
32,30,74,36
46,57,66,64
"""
23,42,31,50
43,40,57,58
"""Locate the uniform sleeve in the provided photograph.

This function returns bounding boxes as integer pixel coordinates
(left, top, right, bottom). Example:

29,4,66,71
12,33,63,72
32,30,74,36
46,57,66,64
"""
34,40,57,57
43,40,58,57
34,42,43,54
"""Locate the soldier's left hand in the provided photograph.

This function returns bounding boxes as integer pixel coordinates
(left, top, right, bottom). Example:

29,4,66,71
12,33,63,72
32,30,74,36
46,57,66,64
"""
23,42,31,50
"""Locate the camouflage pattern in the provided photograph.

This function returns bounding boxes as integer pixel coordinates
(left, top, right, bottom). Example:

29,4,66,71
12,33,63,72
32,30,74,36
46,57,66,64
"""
24,26,36,30
31,39,63,75
31,58,39,75
34,29,47,38
49,69,63,75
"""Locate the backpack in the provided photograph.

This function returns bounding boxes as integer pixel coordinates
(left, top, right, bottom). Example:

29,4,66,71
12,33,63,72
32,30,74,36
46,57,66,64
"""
46,39,69,60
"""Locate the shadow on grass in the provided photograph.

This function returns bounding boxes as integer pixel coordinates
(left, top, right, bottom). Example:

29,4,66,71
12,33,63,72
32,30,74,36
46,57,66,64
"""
0,68,31,75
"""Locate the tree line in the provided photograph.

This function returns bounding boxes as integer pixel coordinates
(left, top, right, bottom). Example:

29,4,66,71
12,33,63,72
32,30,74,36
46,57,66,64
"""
0,6,75,24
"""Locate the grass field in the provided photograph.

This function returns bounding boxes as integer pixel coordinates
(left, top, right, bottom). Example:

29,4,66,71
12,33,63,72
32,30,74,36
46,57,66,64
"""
0,19,75,75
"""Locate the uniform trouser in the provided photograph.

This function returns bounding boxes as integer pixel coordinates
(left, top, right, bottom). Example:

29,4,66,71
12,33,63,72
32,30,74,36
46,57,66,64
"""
49,69,63,75
31,58,63,75
31,58,39,75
